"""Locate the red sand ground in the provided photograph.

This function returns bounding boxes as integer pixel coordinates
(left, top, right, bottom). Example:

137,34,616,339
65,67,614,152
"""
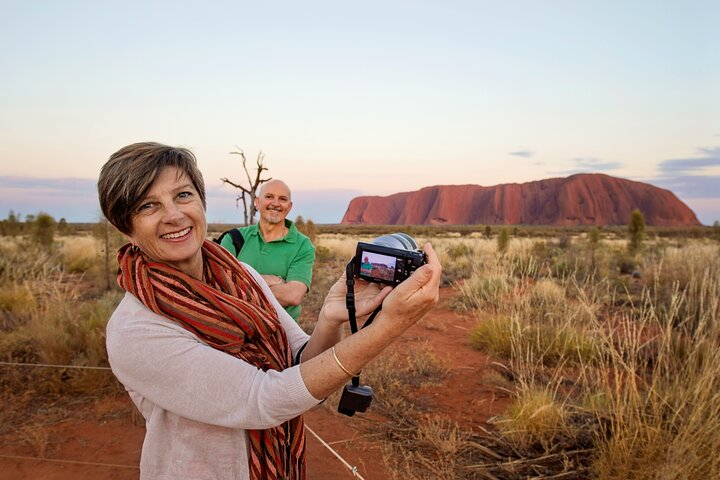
0,288,510,479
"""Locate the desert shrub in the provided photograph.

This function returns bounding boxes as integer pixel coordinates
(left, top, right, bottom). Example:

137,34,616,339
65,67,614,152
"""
313,245,334,263
613,251,637,275
295,216,317,243
6,282,119,365
1,285,122,395
496,386,568,450
445,242,474,258
76,290,123,365
0,329,37,363
379,413,481,480
587,226,602,267
592,324,720,478
294,215,305,232
508,250,540,279
627,208,646,254
314,234,357,261
530,239,549,260
469,315,515,358
532,323,599,366
452,270,512,312
470,311,598,367
365,343,448,394
0,239,62,284
0,211,21,237
59,236,99,273
640,241,720,333
554,234,572,250
497,227,510,254
0,283,37,317
576,257,720,479
528,278,565,309
31,212,56,247
435,239,477,284
522,278,569,323
397,341,449,388
57,218,68,235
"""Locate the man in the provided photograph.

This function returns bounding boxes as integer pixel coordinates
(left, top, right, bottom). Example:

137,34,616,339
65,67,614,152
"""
219,179,315,321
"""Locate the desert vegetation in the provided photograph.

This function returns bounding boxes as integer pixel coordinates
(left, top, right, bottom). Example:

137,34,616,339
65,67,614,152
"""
306,226,719,478
1,213,719,479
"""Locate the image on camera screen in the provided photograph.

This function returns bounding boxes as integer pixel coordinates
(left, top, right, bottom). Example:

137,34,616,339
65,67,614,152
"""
359,251,396,283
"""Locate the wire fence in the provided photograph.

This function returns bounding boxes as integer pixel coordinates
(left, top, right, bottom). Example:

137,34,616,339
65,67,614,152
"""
1,361,367,478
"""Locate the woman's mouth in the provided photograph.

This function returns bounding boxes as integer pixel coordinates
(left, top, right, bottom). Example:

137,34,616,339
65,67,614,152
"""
161,227,191,239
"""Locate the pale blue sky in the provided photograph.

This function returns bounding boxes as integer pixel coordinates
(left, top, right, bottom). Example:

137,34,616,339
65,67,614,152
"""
1,1,718,224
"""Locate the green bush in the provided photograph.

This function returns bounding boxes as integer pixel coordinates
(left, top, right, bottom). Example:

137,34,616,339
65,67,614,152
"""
32,212,56,247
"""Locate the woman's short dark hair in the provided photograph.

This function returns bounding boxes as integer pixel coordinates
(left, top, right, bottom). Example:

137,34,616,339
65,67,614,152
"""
98,142,206,235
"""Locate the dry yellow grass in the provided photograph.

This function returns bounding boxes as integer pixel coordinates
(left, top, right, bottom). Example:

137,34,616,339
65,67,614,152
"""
2,230,719,479
59,235,101,273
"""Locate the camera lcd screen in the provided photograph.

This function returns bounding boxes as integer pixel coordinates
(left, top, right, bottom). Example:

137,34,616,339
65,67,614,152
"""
359,250,396,283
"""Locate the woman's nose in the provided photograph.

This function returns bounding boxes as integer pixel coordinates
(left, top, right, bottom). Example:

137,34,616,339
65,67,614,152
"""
162,203,184,222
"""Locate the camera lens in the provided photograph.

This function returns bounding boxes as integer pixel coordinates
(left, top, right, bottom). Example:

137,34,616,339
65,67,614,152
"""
370,232,419,251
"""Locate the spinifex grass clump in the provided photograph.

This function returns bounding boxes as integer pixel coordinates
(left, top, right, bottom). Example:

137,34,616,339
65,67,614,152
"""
496,386,568,451
469,314,598,368
457,235,720,479
589,270,720,479
0,236,123,400
59,235,100,273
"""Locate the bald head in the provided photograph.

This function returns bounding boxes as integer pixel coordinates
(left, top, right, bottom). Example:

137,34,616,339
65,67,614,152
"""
259,179,292,200
255,179,293,226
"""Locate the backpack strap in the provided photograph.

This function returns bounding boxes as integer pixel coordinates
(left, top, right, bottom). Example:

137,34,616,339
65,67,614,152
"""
213,228,245,256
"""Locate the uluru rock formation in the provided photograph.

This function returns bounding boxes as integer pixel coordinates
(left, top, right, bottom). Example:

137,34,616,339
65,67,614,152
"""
341,173,701,226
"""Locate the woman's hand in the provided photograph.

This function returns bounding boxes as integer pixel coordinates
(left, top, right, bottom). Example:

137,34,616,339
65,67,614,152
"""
320,272,392,326
374,243,441,334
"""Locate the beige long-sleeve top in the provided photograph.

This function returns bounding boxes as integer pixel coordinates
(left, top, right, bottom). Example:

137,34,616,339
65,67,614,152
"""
106,264,321,480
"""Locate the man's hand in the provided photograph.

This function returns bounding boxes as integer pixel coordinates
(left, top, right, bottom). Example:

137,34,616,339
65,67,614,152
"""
261,274,284,287
261,274,308,307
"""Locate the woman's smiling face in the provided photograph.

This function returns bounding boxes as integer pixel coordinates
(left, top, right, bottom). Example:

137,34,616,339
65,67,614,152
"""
128,166,207,278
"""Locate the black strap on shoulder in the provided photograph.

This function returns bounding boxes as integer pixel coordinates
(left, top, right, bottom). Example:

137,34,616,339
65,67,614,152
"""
213,229,245,256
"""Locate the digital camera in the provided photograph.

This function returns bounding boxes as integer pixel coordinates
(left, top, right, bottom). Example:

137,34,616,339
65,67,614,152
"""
354,233,426,285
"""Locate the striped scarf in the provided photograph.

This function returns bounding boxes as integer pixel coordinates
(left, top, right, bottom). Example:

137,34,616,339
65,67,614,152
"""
116,240,305,480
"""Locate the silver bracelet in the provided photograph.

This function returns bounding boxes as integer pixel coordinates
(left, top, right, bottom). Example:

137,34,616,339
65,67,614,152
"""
331,346,356,377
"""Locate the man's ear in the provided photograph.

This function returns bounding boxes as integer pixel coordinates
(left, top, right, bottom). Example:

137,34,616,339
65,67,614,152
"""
287,201,293,213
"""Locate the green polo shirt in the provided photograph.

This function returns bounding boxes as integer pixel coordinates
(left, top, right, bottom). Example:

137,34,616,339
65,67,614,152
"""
220,220,315,320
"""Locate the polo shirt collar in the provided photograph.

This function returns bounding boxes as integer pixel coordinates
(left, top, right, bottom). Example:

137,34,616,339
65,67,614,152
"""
251,219,298,243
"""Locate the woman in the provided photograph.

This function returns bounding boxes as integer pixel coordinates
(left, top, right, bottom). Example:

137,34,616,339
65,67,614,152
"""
98,142,441,480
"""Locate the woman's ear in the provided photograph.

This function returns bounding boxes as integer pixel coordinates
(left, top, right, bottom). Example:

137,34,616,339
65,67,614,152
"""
123,233,135,247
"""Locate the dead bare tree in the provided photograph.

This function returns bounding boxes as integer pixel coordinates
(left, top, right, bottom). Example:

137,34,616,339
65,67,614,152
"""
220,148,272,225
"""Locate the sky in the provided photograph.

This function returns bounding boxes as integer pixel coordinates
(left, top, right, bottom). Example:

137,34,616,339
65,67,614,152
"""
1,1,718,225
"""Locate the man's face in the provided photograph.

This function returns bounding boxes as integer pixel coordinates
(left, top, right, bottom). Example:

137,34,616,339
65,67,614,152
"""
255,181,292,225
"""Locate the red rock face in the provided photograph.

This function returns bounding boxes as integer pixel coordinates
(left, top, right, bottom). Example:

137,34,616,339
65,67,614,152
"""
340,174,702,226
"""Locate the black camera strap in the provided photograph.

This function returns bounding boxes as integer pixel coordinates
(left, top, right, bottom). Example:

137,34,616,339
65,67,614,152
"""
344,258,382,387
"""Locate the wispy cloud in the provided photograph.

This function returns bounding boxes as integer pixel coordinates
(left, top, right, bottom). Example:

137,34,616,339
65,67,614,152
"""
650,146,720,199
657,147,720,174
0,176,96,196
0,176,100,220
551,157,623,176
508,150,533,158
0,176,359,224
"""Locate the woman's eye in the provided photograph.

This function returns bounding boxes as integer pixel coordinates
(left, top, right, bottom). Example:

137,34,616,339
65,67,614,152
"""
137,202,154,212
178,191,193,200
